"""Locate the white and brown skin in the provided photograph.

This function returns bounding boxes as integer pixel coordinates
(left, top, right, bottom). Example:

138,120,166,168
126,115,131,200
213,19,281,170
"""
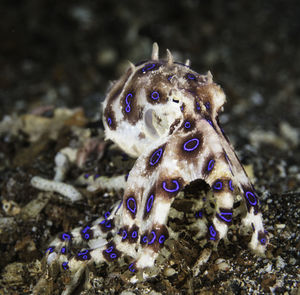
46,43,268,280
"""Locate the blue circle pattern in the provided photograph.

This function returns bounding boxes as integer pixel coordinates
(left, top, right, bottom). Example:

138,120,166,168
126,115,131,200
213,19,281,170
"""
218,211,232,223
146,194,154,213
245,191,257,206
142,63,156,73
77,249,90,260
127,197,137,214
151,91,160,100
149,148,163,166
207,159,214,171
162,180,180,193
209,225,217,241
213,181,223,190
183,138,200,152
125,93,133,113
184,121,191,129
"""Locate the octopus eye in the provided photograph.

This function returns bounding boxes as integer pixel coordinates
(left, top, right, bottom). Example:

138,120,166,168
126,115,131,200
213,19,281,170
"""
150,91,160,101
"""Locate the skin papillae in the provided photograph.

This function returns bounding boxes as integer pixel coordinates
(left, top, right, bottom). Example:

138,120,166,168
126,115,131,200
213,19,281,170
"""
43,43,268,292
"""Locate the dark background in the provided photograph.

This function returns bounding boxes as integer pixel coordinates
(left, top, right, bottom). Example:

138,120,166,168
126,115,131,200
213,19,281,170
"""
1,0,299,126
0,0,299,294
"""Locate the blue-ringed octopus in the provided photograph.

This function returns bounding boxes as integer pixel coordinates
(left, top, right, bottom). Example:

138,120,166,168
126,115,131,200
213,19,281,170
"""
43,43,268,291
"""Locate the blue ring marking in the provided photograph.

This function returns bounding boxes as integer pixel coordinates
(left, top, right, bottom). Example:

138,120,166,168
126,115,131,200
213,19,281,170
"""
162,180,180,193
104,211,110,219
205,102,210,109
117,200,123,210
105,220,112,228
149,148,163,166
209,225,216,240
260,238,267,245
100,219,106,224
146,194,154,213
84,173,89,179
122,230,128,240
218,212,232,223
187,73,196,80
184,121,191,129
195,211,203,218
126,197,137,214
245,191,257,206
45,247,54,254
196,101,201,110
131,231,138,239
151,91,160,100
142,235,148,243
229,180,234,191
142,63,156,73
128,263,136,272
183,138,200,152
62,261,69,270
62,233,71,241
107,117,112,126
207,159,214,171
61,247,66,254
125,92,133,113
94,174,100,180
110,253,117,259
213,181,223,190
105,246,114,253
158,235,165,244
206,119,213,126
82,226,90,233
84,234,89,240
167,75,173,81
77,249,89,260
148,231,156,245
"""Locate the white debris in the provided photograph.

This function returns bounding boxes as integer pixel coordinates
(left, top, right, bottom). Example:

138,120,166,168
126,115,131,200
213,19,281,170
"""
31,176,82,202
